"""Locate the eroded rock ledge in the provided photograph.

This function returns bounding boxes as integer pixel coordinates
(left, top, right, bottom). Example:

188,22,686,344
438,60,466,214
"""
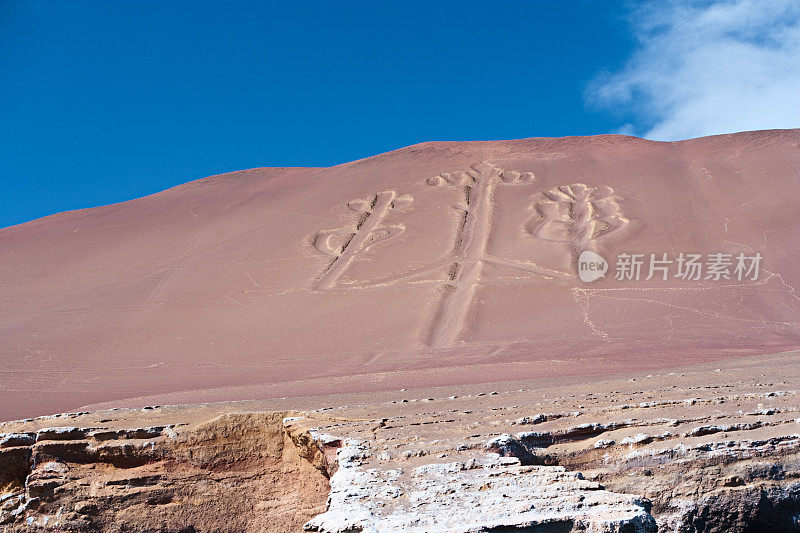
0,412,329,532
297,430,656,532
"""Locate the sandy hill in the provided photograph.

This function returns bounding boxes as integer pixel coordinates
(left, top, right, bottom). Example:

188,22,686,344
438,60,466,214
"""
1,130,799,421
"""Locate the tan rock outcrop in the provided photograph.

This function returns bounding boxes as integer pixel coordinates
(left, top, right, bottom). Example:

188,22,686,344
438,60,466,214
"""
0,412,329,531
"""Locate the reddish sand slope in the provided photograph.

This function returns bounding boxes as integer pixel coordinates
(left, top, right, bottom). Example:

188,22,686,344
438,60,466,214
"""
1,130,799,421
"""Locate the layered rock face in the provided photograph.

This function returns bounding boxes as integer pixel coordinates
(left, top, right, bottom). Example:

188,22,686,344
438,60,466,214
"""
0,352,797,531
0,412,329,532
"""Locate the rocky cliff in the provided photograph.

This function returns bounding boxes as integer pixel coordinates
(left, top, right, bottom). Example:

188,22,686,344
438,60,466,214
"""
0,412,329,532
1,351,797,532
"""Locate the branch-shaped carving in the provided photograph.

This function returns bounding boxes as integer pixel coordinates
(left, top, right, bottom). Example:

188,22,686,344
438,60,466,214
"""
527,183,627,252
312,190,412,290
424,162,535,348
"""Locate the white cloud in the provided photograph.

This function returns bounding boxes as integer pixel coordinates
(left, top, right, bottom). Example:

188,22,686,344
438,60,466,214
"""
587,0,800,141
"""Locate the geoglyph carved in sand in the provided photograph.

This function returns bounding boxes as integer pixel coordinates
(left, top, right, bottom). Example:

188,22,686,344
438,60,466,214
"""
527,183,629,254
311,163,629,348
425,162,547,347
312,190,413,290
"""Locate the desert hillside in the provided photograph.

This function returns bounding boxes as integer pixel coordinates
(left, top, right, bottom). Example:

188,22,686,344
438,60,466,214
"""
1,130,799,421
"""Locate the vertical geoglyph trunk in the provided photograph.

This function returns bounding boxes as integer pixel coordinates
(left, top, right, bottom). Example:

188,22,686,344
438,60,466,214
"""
426,162,532,347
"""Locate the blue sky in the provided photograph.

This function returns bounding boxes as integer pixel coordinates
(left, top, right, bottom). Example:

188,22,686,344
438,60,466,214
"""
1,0,798,228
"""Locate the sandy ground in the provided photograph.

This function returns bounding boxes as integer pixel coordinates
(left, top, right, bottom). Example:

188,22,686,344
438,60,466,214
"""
4,349,797,439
